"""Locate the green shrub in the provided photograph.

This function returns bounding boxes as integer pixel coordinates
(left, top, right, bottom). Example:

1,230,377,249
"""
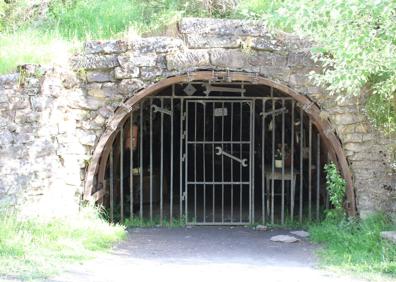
324,162,346,221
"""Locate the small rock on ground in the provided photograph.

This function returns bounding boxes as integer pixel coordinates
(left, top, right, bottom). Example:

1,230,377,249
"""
380,231,396,244
290,230,310,238
270,235,300,243
255,225,268,231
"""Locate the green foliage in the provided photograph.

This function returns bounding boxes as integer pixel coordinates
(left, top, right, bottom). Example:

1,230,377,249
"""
251,0,396,134
309,213,396,276
124,216,186,228
324,162,346,221
0,206,125,280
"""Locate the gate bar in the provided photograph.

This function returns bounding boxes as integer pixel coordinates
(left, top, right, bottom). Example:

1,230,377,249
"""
140,102,144,220
120,126,124,223
150,99,153,221
110,147,114,222
203,101,206,223
130,111,134,220
308,119,312,221
170,95,174,224
262,99,266,224
221,102,225,223
281,99,285,224
179,99,184,219
230,103,234,223
316,133,320,221
271,89,275,224
299,107,303,223
212,102,216,222
194,102,197,222
160,98,164,224
290,101,295,222
239,103,242,222
251,101,255,223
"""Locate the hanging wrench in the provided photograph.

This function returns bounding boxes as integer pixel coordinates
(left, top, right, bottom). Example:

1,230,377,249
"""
215,147,248,167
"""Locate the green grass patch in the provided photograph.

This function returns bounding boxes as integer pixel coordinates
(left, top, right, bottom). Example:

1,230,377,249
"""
0,206,126,280
124,216,186,228
309,213,396,277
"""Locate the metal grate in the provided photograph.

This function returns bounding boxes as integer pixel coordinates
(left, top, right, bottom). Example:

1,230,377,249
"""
100,82,328,225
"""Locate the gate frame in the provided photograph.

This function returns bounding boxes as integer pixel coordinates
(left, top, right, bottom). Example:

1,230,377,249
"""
84,71,356,216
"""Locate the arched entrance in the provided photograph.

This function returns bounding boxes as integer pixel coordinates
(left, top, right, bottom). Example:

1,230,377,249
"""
84,71,355,225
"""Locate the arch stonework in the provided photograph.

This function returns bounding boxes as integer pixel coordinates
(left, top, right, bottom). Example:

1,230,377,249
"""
83,71,356,215
0,18,394,219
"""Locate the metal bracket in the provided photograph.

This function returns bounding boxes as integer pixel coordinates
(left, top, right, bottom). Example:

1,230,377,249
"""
151,105,173,116
302,101,315,112
215,146,248,167
182,153,186,162
260,107,288,117
202,83,246,96
119,103,132,112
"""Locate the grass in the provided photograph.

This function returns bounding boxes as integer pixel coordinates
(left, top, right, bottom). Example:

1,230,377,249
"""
0,206,126,280
308,213,396,278
124,216,186,228
0,0,279,74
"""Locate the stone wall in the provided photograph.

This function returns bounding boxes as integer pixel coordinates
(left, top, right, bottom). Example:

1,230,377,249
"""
0,18,394,218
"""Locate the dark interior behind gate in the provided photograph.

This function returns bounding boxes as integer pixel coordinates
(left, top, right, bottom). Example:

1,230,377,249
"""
97,82,330,225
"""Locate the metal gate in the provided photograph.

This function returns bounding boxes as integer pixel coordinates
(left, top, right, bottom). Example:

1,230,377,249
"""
185,100,253,225
97,81,329,226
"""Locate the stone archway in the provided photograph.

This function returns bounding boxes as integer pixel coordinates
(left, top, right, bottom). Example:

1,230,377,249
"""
84,71,356,217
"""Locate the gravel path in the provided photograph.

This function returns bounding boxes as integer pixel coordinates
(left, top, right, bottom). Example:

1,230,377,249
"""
47,226,367,282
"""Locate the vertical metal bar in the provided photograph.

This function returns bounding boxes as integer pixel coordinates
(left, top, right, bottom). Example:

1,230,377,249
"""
290,101,295,222
308,119,312,221
150,99,153,221
221,102,224,223
185,101,189,224
140,102,144,220
271,89,275,224
299,108,303,223
110,147,114,222
316,133,320,221
160,98,164,224
212,102,215,222
194,102,197,222
240,102,243,222
230,102,234,223
281,99,285,225
120,127,124,223
251,100,255,223
130,112,134,220
262,99,266,224
170,95,174,224
179,99,184,220
203,102,206,223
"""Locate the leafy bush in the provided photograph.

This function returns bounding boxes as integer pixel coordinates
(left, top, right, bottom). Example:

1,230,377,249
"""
324,162,346,221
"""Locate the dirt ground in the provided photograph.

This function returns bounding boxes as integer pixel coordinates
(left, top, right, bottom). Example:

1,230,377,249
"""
47,226,368,282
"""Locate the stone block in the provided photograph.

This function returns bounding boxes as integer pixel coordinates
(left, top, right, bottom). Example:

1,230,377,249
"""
185,34,241,49
71,54,119,70
131,37,184,53
84,40,128,54
114,66,140,79
118,79,146,95
118,52,157,68
86,71,113,83
210,49,248,68
179,18,269,36
288,51,315,67
67,89,105,111
166,50,210,70
250,36,281,51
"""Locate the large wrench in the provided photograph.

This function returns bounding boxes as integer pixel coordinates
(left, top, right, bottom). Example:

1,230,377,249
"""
215,147,248,167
